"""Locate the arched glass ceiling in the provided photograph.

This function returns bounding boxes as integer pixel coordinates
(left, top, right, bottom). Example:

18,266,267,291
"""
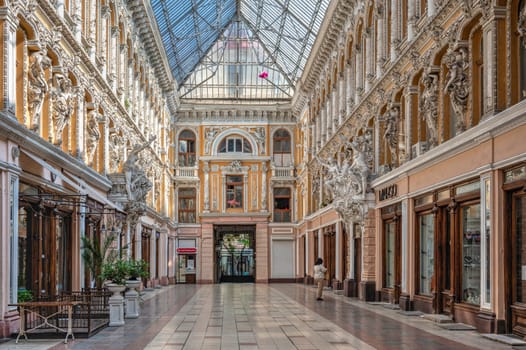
150,0,330,99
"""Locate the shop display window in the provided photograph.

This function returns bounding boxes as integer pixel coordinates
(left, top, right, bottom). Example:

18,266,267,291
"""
461,203,481,305
385,221,396,288
419,213,434,295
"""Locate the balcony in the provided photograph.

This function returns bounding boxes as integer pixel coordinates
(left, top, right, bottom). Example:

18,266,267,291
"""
273,209,291,223
271,166,295,178
176,166,198,178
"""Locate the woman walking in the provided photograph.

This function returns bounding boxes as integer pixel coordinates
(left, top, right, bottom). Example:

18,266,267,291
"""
314,257,327,300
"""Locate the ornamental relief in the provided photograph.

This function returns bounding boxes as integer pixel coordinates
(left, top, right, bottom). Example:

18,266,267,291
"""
444,46,469,133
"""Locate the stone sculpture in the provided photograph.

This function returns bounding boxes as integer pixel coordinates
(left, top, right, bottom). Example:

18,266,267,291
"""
28,50,52,131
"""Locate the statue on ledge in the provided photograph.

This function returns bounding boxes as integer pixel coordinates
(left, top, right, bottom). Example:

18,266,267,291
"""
123,136,155,202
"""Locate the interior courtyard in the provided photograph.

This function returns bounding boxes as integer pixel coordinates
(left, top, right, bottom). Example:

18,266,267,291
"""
1,0,526,348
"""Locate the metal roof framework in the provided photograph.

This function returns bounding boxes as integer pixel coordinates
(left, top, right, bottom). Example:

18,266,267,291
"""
150,0,330,101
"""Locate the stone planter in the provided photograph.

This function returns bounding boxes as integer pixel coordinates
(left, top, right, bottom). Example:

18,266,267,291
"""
125,280,141,319
106,283,126,326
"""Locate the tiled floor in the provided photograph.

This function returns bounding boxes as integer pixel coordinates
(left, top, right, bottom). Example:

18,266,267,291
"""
0,283,516,350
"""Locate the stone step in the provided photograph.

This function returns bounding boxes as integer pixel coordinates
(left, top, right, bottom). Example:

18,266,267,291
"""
482,334,526,346
437,323,476,331
421,314,454,323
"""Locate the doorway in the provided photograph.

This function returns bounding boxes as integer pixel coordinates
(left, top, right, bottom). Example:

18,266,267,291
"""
214,225,255,283
507,189,526,336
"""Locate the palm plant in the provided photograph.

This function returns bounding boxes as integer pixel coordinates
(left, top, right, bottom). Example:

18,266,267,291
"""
81,233,118,289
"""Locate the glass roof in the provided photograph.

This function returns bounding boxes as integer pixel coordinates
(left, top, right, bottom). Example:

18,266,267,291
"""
150,0,330,100
180,19,293,101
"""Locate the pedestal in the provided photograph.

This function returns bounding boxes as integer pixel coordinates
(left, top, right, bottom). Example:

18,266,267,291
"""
125,280,141,319
107,284,126,326
343,279,358,297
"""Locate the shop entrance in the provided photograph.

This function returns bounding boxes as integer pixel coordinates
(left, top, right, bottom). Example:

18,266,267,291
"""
507,189,526,336
435,206,453,315
214,225,255,283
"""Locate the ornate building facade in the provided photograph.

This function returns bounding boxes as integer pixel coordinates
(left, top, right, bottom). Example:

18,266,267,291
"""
1,0,526,340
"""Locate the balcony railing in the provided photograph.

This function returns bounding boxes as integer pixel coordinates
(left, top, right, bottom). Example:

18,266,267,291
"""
271,166,295,178
176,167,198,177
273,209,291,222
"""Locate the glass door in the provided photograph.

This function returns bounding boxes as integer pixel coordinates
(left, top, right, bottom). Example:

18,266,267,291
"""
510,192,526,337
216,232,254,282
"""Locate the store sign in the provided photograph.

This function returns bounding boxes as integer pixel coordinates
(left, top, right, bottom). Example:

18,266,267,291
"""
177,247,197,254
378,184,397,201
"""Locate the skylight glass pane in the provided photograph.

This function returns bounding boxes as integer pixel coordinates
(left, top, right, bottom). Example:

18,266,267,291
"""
150,0,330,96
180,19,293,101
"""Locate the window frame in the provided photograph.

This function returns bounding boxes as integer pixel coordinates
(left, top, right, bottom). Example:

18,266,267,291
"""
178,187,196,223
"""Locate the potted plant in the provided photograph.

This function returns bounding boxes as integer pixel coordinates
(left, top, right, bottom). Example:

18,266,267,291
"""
101,259,129,296
81,234,118,289
17,289,33,303
125,259,149,290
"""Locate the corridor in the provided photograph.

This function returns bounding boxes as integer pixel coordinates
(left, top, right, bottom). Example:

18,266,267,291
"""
0,284,515,350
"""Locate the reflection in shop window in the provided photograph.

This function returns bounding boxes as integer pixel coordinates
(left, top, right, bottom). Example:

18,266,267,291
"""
461,203,481,305
178,188,196,223
226,175,243,208
419,213,434,295
385,221,395,288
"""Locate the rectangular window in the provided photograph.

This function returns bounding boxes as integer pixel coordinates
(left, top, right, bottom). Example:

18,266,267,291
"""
178,188,196,223
273,188,291,223
226,175,243,208
481,177,491,308
461,203,481,305
419,213,434,295
9,175,19,304
385,221,396,288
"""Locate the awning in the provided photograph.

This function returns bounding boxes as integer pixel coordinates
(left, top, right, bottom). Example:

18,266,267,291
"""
20,148,120,210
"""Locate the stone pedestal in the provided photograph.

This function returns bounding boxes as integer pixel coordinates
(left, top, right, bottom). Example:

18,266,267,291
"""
107,284,126,326
125,280,141,319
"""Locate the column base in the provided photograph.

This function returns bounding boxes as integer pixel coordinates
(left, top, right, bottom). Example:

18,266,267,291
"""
343,279,358,297
0,310,20,338
399,293,412,311
359,281,376,301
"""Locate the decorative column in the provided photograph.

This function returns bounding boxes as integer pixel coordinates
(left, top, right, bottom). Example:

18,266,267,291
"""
390,0,398,62
339,73,346,124
407,0,415,41
376,8,385,77
482,6,506,117
56,0,65,18
72,0,82,41
261,161,267,211
321,102,327,145
404,87,417,164
427,0,435,17
0,12,18,115
331,87,338,131
75,88,84,159
346,64,354,112
243,174,248,213
355,46,363,103
364,29,372,92
102,114,109,175
326,93,332,139
203,161,210,212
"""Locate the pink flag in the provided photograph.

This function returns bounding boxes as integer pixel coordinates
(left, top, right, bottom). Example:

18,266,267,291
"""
258,71,268,79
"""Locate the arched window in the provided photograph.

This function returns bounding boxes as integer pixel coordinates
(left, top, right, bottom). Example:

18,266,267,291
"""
218,135,252,153
272,129,291,166
178,130,196,166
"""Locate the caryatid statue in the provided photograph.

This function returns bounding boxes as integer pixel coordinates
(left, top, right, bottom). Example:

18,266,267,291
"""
51,71,74,145
28,50,52,131
123,136,155,202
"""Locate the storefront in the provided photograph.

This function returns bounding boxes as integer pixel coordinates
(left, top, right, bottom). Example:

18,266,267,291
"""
176,239,197,284
503,165,526,337
380,203,402,304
